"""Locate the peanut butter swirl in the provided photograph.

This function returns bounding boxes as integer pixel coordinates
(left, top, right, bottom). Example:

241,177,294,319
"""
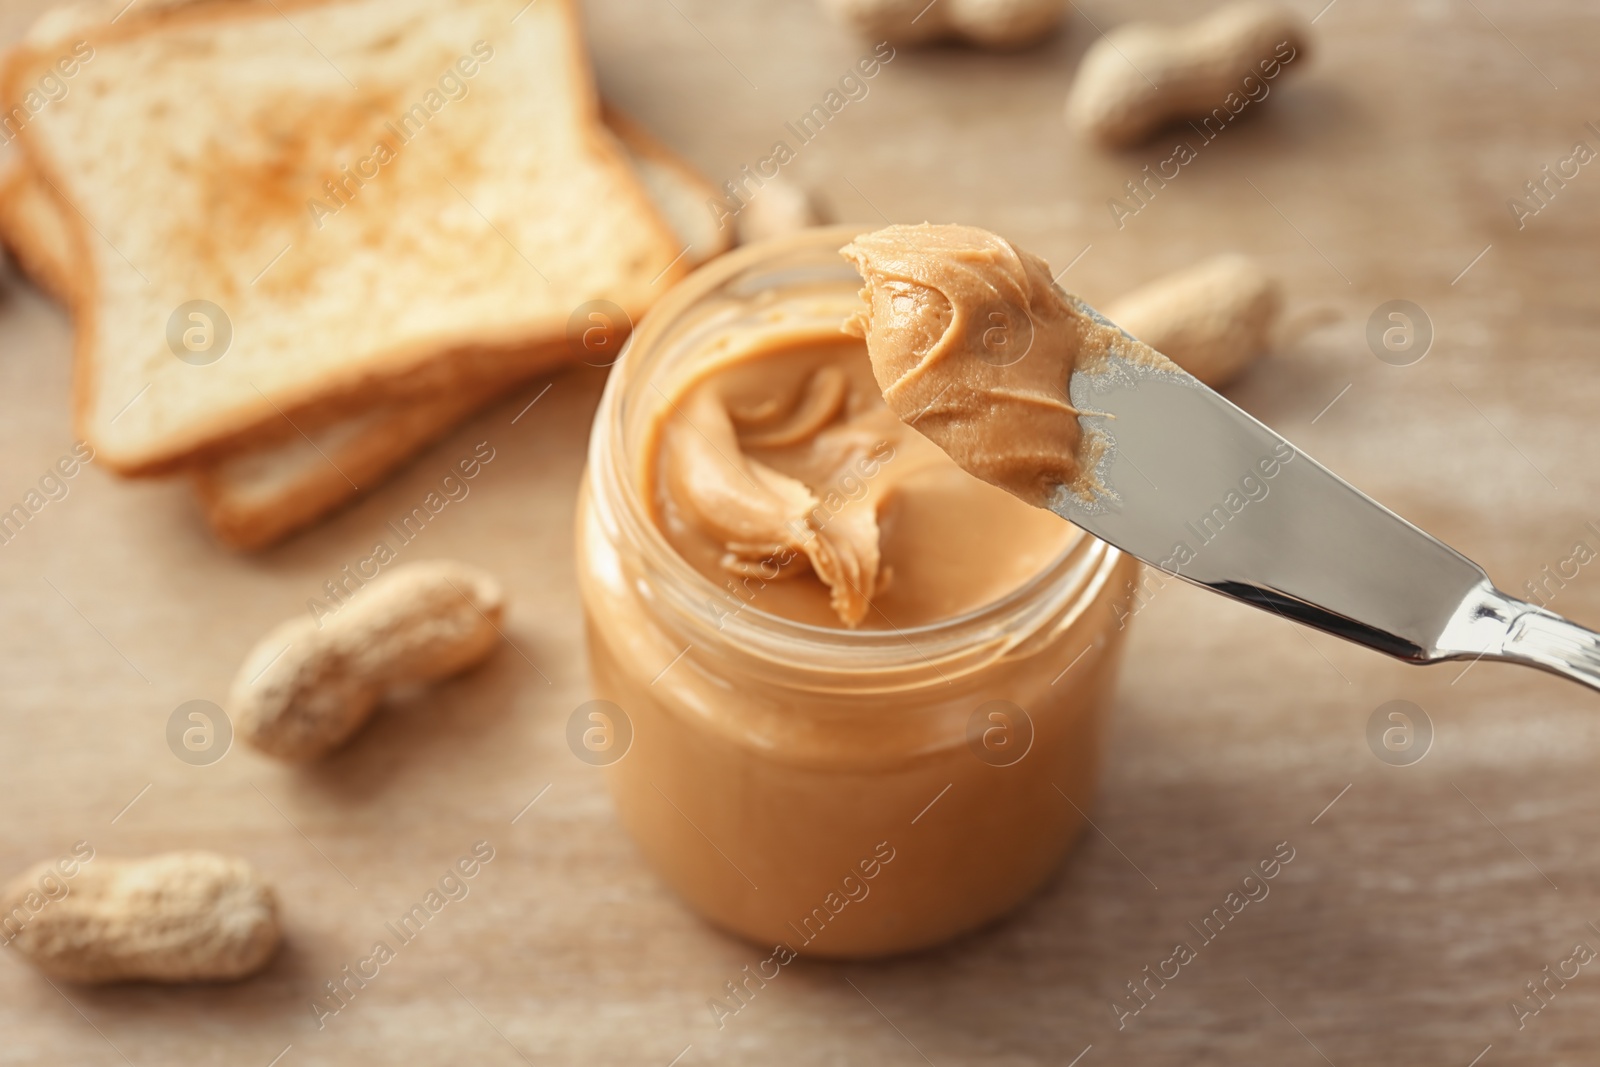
660,363,900,627
841,223,1171,507
649,333,1074,630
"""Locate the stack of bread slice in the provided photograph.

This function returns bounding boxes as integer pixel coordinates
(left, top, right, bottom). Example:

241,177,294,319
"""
0,0,731,548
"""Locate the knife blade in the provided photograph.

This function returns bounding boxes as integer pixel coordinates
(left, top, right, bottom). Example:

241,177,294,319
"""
1056,316,1600,693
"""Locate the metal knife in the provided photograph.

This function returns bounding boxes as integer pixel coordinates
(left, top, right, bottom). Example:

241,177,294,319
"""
1057,309,1600,693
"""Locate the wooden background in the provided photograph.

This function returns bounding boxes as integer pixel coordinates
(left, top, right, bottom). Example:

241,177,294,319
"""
3,0,1600,1063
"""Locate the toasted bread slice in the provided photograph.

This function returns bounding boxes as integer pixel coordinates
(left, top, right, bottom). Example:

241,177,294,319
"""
0,0,732,362
0,111,731,333
4,0,689,474
600,105,731,268
0,0,236,304
190,118,728,550
1,2,726,549
0,99,728,550
0,155,75,303
190,376,516,550
0,112,727,549
19,0,259,45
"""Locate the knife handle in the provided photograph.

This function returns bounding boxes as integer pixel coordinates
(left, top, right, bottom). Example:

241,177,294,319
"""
1492,601,1600,694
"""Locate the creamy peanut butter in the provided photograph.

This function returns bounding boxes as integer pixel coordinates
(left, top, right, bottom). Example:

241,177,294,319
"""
648,330,1073,628
841,223,1175,508
577,227,1142,958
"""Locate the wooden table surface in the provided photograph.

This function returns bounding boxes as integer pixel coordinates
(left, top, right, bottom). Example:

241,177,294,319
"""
4,0,1600,1063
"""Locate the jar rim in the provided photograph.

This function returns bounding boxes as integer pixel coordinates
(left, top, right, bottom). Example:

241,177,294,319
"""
585,226,1123,673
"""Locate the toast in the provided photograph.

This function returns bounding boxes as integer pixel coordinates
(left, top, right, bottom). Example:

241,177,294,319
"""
190,119,729,550
0,0,235,305
0,154,73,303
2,106,730,317
0,114,730,549
600,106,731,268
3,0,690,474
190,380,512,550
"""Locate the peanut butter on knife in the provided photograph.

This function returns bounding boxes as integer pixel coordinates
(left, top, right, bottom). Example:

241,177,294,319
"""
841,223,1176,507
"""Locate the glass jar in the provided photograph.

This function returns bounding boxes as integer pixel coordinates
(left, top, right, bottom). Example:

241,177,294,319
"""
575,226,1138,959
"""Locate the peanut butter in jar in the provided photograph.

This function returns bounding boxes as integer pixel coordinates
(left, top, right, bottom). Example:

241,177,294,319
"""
575,227,1138,958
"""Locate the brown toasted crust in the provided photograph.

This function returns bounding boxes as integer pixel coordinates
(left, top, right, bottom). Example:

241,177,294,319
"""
191,117,727,551
0,155,77,305
1,110,723,314
0,109,721,314
2,0,691,475
2,91,715,549
602,104,736,261
2,2,713,549
189,397,473,550
190,359,552,550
